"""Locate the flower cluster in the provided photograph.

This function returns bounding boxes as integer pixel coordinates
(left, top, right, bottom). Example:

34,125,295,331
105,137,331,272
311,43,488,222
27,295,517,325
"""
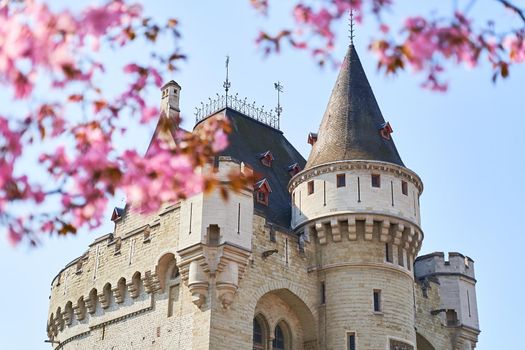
0,1,230,245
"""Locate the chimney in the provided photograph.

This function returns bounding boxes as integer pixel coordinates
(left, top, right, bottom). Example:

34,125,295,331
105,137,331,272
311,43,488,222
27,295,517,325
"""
160,80,181,119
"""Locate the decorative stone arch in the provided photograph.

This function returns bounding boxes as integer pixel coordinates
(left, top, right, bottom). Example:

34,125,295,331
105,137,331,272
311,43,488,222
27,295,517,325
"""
416,332,436,350
128,271,142,298
152,250,178,271
114,277,127,303
87,288,98,314
155,252,177,292
272,318,293,350
64,301,73,326
250,280,318,322
250,281,318,349
100,282,113,309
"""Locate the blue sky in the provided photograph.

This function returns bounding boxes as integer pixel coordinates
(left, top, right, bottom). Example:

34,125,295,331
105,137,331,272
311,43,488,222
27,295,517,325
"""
0,1,523,348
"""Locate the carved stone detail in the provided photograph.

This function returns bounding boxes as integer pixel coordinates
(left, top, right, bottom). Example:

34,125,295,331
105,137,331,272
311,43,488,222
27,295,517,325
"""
112,286,124,304
177,242,251,309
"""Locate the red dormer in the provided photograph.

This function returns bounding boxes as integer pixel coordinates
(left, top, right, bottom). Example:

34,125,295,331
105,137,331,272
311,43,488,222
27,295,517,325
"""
111,207,124,222
379,122,393,140
287,163,302,176
308,132,318,145
254,178,272,206
258,150,274,167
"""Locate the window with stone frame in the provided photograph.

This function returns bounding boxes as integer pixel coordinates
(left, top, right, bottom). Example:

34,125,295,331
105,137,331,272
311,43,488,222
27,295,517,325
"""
307,180,314,195
347,333,356,350
337,173,346,187
401,180,408,195
373,290,382,312
371,174,381,188
446,309,458,326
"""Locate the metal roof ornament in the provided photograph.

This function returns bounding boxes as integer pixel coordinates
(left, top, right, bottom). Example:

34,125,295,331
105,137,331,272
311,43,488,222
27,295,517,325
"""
274,81,283,129
223,55,231,106
349,8,355,46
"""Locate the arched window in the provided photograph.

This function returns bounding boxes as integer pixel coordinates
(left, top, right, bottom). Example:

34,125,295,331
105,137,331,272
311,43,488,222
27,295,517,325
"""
253,315,269,350
272,321,291,350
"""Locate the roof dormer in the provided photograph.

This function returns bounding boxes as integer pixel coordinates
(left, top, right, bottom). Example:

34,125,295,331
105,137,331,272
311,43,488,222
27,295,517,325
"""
287,163,302,176
308,132,318,146
258,150,274,167
111,207,124,222
379,122,393,140
254,178,272,206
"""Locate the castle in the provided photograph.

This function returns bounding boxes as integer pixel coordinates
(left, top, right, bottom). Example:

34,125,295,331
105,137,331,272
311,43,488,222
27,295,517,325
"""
46,44,480,349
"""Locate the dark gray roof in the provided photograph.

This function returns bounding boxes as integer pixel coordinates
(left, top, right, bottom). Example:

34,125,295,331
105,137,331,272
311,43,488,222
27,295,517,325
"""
305,45,404,169
196,108,306,229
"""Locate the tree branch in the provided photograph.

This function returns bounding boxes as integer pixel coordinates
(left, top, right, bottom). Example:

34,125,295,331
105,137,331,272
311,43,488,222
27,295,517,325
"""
496,0,525,24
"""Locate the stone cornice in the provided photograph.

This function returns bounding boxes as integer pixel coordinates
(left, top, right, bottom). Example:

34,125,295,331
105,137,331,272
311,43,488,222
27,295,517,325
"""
308,261,415,279
288,160,423,194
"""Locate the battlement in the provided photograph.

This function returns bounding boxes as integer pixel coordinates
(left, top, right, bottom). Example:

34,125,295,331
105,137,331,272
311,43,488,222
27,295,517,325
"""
415,252,475,281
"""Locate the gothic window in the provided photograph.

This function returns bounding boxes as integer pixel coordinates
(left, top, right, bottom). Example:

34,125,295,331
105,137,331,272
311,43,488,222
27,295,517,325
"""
253,315,269,350
273,324,287,350
371,174,381,188
402,180,408,195
337,174,346,187
307,180,314,195
373,290,382,312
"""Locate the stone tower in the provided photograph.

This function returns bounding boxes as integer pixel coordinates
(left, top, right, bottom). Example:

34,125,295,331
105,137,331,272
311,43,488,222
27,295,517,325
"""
288,44,424,349
46,42,480,350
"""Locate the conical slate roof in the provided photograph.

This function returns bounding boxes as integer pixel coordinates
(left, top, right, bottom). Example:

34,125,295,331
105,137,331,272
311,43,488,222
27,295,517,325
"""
305,45,404,169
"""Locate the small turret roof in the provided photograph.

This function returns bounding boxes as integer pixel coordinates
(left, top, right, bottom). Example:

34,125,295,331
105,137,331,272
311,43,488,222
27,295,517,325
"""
305,45,404,169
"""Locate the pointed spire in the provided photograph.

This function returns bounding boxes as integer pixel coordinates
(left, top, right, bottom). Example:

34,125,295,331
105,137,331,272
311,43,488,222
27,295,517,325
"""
305,45,404,169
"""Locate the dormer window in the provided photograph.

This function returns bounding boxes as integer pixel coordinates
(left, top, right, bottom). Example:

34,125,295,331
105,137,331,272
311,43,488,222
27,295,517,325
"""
287,163,302,176
308,132,318,145
254,178,272,206
379,122,393,140
258,151,274,167
111,207,124,222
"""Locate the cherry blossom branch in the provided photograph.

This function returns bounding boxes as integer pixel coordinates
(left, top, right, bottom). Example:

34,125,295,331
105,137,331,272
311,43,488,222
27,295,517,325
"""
496,0,525,24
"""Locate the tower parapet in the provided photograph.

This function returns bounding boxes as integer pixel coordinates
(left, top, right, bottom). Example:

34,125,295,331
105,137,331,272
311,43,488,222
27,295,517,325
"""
415,252,480,349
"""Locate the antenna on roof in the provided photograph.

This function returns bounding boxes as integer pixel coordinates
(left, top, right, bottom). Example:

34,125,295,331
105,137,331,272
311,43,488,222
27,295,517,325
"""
223,55,231,106
274,81,283,129
349,8,355,45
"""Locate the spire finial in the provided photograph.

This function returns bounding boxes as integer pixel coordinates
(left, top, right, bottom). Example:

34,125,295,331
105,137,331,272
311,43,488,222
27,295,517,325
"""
223,55,231,106
349,8,355,45
274,81,283,129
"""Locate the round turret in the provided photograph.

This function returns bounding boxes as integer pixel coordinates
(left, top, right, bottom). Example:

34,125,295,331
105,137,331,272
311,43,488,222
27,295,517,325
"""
290,44,424,349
